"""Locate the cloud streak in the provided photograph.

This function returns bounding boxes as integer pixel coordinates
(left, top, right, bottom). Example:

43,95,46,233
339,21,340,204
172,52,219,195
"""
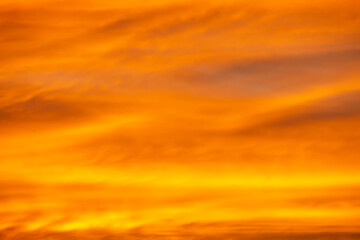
0,0,360,239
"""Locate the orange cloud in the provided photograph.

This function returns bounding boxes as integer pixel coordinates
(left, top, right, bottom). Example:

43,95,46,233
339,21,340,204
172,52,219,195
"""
0,0,360,239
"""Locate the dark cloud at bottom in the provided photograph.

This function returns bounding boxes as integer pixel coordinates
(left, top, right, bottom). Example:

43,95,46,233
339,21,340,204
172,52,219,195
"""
1,227,360,240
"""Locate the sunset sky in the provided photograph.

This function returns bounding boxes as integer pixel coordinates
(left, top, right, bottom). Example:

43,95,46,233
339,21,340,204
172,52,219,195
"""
0,0,360,239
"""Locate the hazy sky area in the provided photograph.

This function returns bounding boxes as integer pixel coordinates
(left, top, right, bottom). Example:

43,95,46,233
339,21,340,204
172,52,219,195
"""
0,0,360,239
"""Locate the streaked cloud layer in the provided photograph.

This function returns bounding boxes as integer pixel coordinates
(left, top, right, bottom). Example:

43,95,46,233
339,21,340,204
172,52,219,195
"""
0,0,360,239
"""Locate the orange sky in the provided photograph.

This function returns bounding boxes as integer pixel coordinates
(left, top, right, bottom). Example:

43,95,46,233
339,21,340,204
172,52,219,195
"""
0,0,360,239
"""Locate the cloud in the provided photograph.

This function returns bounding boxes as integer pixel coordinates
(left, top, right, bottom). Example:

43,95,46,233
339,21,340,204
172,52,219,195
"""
237,89,360,134
0,0,360,238
172,48,360,96
0,226,360,240
267,90,360,127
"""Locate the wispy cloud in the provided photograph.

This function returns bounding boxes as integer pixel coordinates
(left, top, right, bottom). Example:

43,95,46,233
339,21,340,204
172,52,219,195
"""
0,0,359,238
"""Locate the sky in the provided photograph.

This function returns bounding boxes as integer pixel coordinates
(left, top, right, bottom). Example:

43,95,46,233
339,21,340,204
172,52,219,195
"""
0,0,360,239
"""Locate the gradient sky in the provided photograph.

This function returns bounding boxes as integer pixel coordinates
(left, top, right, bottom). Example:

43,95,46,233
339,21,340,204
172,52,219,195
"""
1,0,360,239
